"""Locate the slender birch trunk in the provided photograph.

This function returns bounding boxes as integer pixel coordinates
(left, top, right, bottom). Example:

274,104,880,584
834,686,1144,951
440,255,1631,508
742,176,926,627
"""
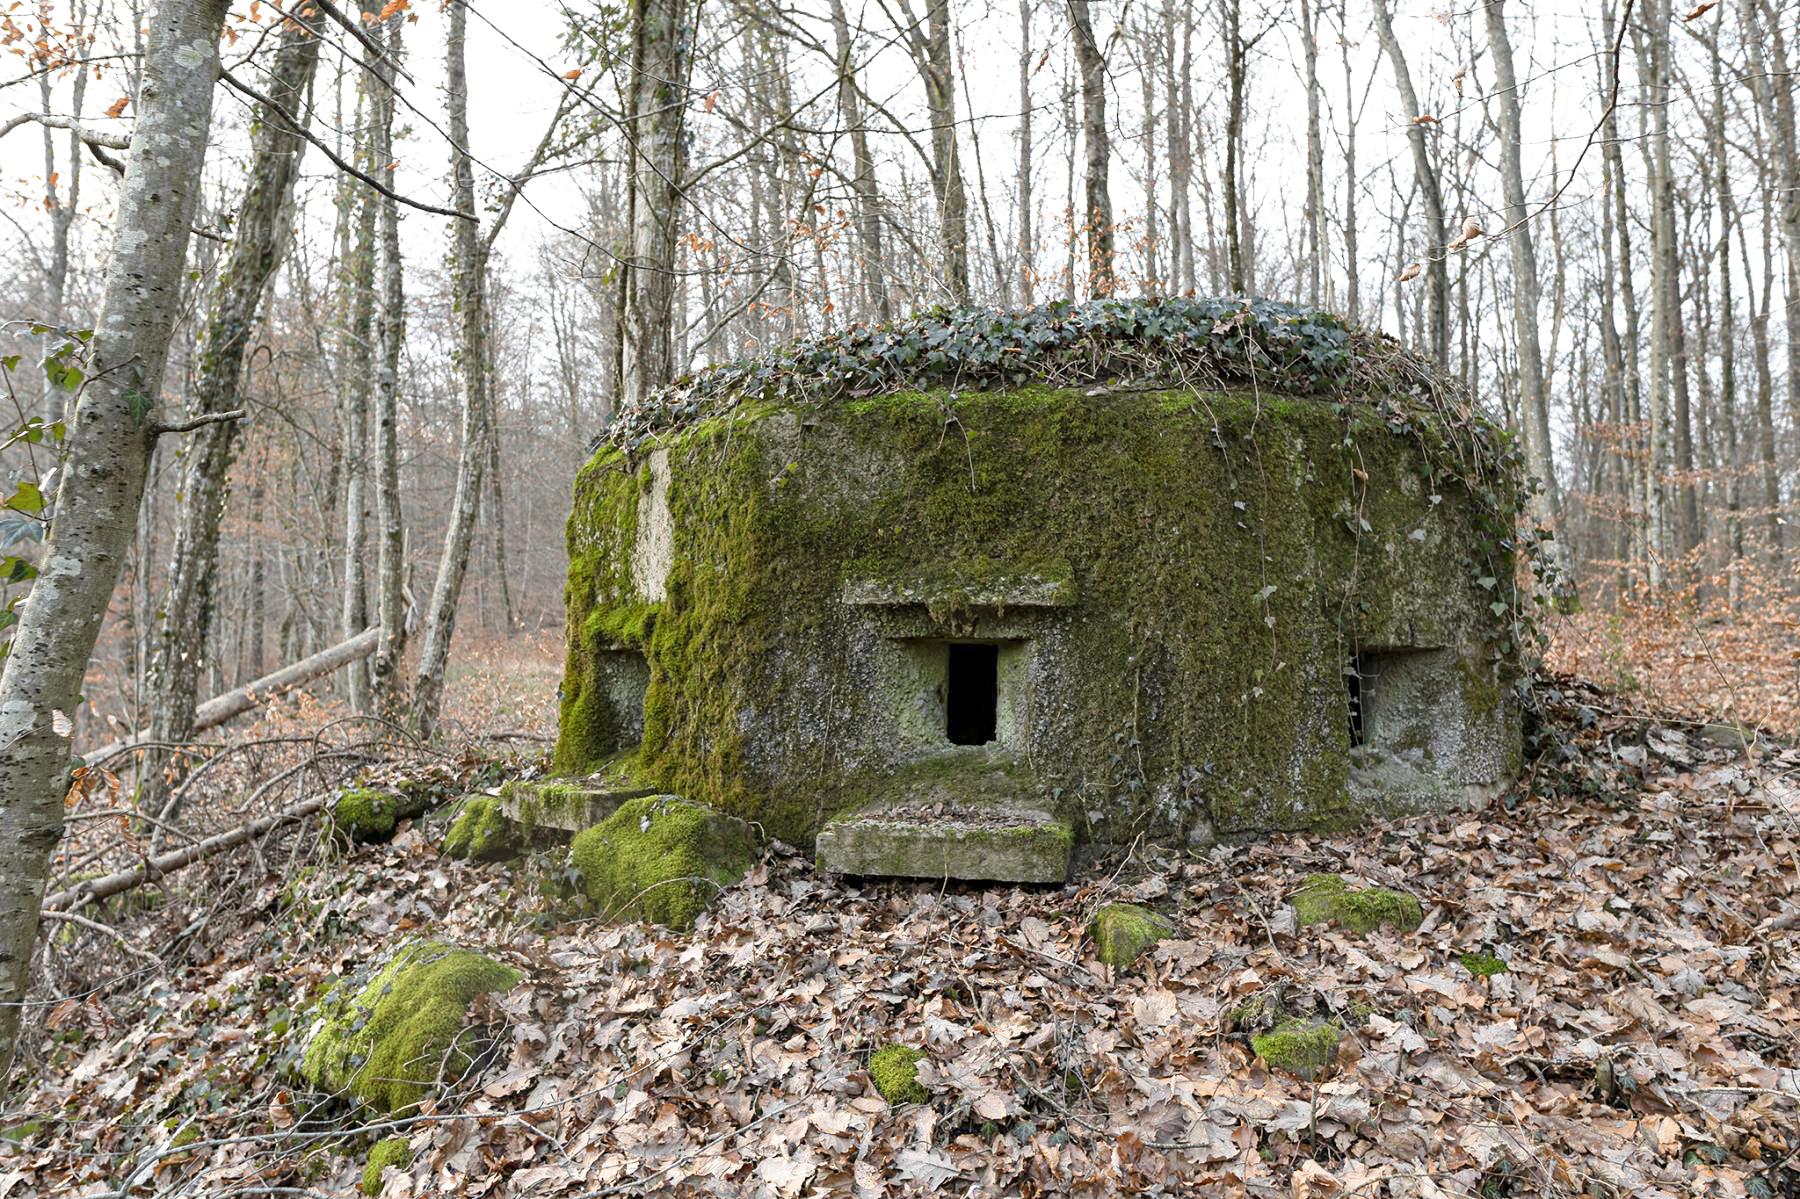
1482,0,1563,543
140,17,322,816
1067,0,1112,294
0,0,230,1088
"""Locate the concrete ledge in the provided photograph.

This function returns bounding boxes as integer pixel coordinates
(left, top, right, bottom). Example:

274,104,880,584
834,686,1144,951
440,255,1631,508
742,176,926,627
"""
499,778,657,838
816,802,1072,883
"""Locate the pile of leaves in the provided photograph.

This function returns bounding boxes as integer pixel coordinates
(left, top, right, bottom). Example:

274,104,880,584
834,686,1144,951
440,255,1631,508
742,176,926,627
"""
600,297,1469,454
8,674,1796,1198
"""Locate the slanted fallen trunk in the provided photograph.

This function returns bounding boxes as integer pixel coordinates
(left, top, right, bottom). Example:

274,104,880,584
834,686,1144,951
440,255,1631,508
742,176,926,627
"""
85,627,380,764
41,793,329,912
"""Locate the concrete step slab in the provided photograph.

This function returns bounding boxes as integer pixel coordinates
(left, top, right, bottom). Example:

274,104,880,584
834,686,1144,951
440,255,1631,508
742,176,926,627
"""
816,800,1072,883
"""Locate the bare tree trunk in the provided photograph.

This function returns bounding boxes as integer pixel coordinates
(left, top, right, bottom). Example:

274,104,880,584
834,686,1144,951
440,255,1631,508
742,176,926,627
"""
1299,0,1324,306
1067,0,1112,294
1483,0,1563,546
0,0,229,1087
409,0,490,736
1636,1,1672,582
893,0,970,302
370,13,409,713
1369,0,1448,366
338,84,376,712
829,0,892,322
139,17,322,817
1222,0,1249,293
1017,0,1035,305
618,0,692,408
411,2,577,733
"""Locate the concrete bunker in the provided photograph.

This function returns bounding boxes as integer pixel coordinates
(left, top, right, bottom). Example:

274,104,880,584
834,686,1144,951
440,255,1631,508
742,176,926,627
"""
553,299,1525,883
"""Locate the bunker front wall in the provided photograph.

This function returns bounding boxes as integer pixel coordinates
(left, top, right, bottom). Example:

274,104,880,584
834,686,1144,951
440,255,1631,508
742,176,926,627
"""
557,387,1522,846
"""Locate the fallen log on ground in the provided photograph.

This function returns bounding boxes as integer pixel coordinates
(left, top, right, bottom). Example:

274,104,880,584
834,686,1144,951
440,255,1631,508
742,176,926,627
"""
83,627,381,764
42,793,329,912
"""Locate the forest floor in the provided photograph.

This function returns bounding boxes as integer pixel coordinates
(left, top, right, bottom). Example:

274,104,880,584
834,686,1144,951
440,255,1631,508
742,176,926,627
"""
4,648,1798,1198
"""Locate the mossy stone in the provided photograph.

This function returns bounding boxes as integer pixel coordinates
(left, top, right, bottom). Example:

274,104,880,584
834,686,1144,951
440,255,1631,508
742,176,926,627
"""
1251,1018,1341,1080
361,1137,411,1194
330,787,402,844
441,797,520,862
1088,903,1176,969
569,795,758,929
1291,873,1422,935
296,940,522,1113
330,784,439,846
868,1044,928,1105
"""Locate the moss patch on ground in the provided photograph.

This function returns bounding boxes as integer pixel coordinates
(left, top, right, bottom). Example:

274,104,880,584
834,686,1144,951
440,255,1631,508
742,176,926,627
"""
441,797,520,862
1459,950,1509,977
1252,1018,1341,1079
296,940,522,1113
569,796,758,929
868,1044,928,1104
1088,903,1176,970
361,1137,411,1193
1292,873,1423,935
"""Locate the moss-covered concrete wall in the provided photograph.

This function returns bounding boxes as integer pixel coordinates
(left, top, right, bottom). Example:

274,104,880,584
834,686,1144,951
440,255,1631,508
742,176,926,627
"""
557,386,1521,846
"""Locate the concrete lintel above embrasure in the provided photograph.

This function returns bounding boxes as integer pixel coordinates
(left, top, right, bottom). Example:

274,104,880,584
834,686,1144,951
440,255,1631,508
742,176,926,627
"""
841,572,1076,611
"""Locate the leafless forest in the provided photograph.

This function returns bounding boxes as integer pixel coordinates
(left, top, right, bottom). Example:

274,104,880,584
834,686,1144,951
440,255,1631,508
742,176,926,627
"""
0,0,1796,1194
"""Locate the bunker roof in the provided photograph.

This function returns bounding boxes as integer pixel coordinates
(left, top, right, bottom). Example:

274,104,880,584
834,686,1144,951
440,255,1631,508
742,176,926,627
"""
600,296,1495,454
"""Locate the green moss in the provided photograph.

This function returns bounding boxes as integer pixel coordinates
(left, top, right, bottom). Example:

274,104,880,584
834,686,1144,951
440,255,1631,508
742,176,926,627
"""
569,796,758,929
1251,1018,1341,1079
296,940,522,1113
1459,950,1509,977
361,1137,411,1194
1088,903,1176,970
442,797,520,862
330,788,400,844
1291,873,1423,935
868,1044,929,1104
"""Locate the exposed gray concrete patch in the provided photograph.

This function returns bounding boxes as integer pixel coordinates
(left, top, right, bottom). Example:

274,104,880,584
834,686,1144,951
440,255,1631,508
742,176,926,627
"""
630,448,673,601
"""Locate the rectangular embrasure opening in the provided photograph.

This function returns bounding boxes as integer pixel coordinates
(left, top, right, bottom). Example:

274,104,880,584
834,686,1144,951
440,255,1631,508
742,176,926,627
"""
945,643,999,745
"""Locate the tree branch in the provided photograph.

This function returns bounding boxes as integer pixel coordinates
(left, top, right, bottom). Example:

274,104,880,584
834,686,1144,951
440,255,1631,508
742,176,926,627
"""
151,407,246,436
217,67,475,222
0,111,131,149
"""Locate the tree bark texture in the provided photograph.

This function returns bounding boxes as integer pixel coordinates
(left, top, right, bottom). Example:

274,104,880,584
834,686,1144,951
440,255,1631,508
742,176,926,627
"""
139,18,322,817
0,0,230,1089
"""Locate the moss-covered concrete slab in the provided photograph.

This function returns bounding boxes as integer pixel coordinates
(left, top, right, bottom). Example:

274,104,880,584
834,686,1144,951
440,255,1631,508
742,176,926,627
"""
500,755,658,839
296,939,521,1113
570,795,758,929
816,799,1072,883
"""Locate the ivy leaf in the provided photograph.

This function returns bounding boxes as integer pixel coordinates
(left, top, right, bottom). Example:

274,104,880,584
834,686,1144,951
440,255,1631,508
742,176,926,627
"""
5,482,44,514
